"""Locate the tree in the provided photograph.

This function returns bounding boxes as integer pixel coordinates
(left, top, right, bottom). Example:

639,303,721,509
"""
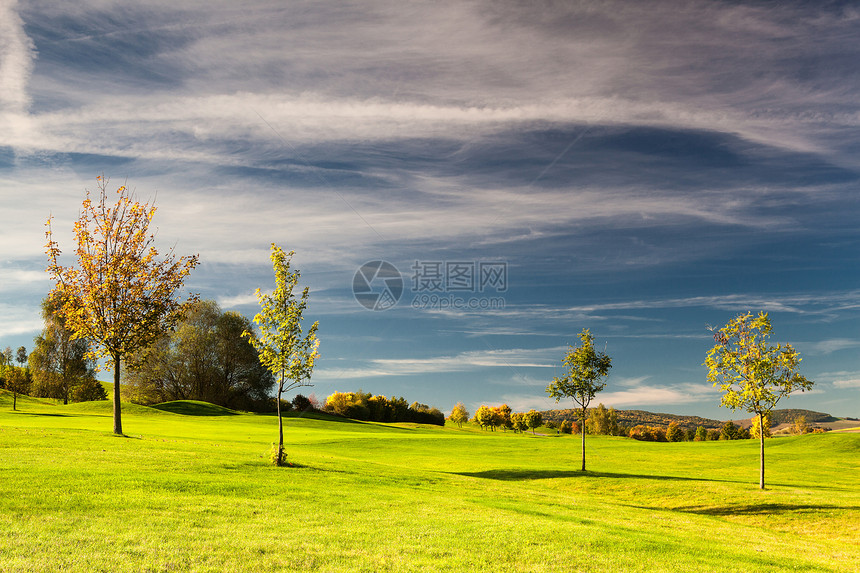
29,295,98,404
0,347,8,388
546,329,612,471
46,176,199,435
666,421,684,442
720,421,741,440
511,412,528,433
4,345,28,411
5,346,30,411
123,300,274,409
559,419,573,434
705,311,813,489
694,426,707,442
449,402,469,428
496,404,513,431
750,413,771,440
524,409,543,434
472,405,492,430
791,415,811,435
244,244,319,466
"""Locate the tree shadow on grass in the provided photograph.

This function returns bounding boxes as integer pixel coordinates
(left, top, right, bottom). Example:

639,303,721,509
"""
452,469,853,495
629,502,860,516
16,412,70,417
451,468,729,483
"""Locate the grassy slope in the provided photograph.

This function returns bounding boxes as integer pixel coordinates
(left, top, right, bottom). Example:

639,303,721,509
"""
1,391,858,572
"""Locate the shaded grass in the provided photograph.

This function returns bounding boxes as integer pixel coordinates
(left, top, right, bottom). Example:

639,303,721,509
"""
0,394,858,572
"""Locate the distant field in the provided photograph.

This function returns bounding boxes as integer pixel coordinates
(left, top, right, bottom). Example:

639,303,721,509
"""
1,391,858,572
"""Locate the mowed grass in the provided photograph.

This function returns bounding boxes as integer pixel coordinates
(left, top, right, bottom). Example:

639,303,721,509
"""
1,391,858,572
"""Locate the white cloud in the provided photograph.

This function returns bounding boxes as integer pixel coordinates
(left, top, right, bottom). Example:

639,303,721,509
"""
0,0,35,113
314,346,563,380
816,370,860,389
599,382,716,408
808,338,860,355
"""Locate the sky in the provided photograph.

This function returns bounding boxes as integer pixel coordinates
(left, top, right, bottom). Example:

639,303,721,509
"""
1,0,859,420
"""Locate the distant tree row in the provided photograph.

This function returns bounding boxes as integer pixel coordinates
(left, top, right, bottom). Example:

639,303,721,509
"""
323,390,445,425
0,296,108,409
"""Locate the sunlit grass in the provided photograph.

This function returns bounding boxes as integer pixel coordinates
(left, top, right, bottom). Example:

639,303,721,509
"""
1,390,858,572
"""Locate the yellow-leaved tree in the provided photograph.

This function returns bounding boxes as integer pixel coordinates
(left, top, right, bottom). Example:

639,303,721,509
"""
705,311,813,489
46,176,199,435
244,244,319,466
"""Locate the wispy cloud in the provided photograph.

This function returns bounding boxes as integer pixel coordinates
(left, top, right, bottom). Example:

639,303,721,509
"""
0,0,35,117
314,346,563,380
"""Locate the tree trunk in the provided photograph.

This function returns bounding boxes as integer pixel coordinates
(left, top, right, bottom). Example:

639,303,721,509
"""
276,374,284,466
12,391,16,411
759,414,765,490
113,354,123,435
581,407,587,471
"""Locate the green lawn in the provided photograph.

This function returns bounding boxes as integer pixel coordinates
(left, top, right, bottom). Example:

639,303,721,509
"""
1,390,858,572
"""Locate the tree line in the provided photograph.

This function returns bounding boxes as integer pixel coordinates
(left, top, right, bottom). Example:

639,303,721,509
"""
323,390,445,425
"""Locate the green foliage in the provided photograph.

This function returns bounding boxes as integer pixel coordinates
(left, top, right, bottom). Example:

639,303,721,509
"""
705,312,813,416
70,378,108,402
244,245,320,392
523,409,543,434
269,443,286,466
720,421,742,440
705,311,813,488
124,300,275,410
546,329,612,414
546,329,611,470
695,426,707,442
29,294,99,405
291,393,316,413
586,403,619,435
510,412,528,433
243,244,320,466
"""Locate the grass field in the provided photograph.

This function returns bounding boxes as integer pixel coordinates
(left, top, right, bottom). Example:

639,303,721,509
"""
1,390,858,572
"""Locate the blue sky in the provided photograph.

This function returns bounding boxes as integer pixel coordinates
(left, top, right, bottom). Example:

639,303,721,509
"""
1,0,859,419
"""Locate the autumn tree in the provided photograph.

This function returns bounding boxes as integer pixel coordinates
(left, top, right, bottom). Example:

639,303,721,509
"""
791,415,811,435
694,426,707,442
546,329,612,471
449,402,469,428
665,421,684,442
705,311,813,489
46,176,199,435
511,412,528,433
244,244,319,466
496,404,513,431
524,409,543,435
750,413,772,440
